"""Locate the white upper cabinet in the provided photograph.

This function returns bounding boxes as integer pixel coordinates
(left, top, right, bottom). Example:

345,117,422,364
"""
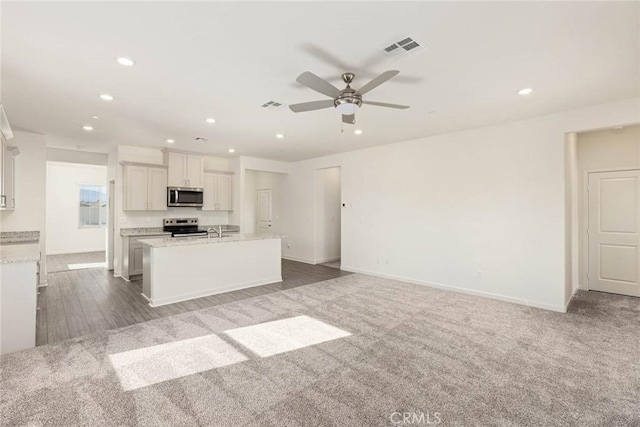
0,104,18,211
216,173,232,211
147,167,168,211
123,163,168,211
124,164,148,211
186,155,204,188
1,139,18,210
202,171,233,211
166,152,186,187
202,172,217,211
164,151,203,188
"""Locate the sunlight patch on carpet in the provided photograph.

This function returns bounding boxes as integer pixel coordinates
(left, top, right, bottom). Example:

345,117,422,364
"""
109,334,247,391
224,315,351,357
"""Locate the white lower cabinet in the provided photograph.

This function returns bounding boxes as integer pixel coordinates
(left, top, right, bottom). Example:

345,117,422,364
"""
122,235,167,279
123,163,168,211
129,242,145,276
0,261,37,354
203,171,233,211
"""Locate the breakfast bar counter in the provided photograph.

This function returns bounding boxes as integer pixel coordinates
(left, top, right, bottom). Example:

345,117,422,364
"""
139,234,281,307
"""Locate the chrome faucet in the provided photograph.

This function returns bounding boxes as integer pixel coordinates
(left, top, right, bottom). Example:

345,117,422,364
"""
207,225,222,238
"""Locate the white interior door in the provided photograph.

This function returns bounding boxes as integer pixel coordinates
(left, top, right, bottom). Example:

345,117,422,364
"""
257,188,272,234
588,169,640,297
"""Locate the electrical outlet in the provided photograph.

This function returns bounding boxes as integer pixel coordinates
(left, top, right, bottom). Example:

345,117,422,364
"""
477,270,483,279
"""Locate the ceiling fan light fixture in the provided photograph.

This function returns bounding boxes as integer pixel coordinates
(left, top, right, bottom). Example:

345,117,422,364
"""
336,103,359,115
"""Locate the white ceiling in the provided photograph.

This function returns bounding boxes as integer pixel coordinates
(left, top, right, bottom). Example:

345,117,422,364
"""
2,1,638,161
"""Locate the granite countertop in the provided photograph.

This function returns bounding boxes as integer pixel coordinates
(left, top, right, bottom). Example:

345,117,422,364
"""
120,228,171,237
138,234,280,248
200,225,240,232
0,231,40,245
121,225,240,237
0,243,41,264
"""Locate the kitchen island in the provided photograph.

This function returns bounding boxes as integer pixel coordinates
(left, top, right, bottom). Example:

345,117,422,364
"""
139,234,281,307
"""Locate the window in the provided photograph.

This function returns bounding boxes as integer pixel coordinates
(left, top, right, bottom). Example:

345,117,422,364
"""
79,184,107,227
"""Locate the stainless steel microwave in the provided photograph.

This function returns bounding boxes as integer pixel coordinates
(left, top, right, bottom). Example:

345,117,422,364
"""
167,187,204,207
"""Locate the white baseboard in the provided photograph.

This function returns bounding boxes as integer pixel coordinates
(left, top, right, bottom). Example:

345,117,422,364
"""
340,266,566,313
147,276,282,307
315,257,340,264
282,255,315,265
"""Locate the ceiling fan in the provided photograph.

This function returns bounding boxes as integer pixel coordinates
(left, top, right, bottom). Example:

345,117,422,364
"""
289,70,410,124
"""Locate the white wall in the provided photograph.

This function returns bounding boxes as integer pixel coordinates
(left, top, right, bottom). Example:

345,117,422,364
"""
314,167,341,263
0,130,47,283
279,98,639,312
47,148,107,166
243,170,286,235
576,124,640,290
46,162,107,254
564,133,579,307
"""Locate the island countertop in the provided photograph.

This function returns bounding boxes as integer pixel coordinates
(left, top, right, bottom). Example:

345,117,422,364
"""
0,243,41,264
138,233,280,248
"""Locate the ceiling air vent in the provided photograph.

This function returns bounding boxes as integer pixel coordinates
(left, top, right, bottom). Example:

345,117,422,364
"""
380,36,425,60
261,100,284,110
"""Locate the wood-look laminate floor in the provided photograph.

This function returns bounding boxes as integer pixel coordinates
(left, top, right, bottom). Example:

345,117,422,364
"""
36,259,351,346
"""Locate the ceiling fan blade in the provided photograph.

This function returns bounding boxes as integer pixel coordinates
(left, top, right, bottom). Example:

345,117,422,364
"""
296,71,341,98
362,100,410,109
357,70,400,95
289,100,334,113
342,114,355,124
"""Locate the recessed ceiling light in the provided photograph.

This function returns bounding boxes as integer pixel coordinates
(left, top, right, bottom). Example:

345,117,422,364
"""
206,118,216,124
276,133,285,139
82,125,94,131
91,115,99,119
100,94,114,101
354,129,363,135
518,88,533,95
116,57,135,66
228,148,235,153
166,139,175,144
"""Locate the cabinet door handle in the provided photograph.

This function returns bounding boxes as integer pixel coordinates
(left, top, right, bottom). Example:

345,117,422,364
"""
0,195,5,208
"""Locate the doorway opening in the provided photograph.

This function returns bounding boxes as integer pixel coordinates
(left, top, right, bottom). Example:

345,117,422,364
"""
256,188,273,234
314,166,341,267
243,169,286,235
573,124,640,298
46,161,108,273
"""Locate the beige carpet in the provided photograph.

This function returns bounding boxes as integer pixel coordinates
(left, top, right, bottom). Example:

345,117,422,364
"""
1,274,638,426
